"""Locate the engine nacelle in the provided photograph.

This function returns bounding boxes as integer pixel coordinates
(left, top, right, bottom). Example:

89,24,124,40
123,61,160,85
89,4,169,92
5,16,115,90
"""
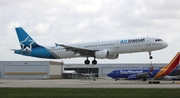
128,75,138,80
95,50,119,59
107,54,119,59
95,50,108,59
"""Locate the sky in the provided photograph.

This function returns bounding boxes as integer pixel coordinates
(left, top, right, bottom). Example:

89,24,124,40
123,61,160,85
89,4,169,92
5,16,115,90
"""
1,0,180,64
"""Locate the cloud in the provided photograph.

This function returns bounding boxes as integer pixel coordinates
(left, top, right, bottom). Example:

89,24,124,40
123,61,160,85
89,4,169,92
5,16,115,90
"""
35,23,50,34
0,0,180,63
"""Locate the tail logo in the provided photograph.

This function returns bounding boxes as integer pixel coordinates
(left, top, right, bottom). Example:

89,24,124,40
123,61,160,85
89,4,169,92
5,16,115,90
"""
154,52,180,78
149,66,154,75
20,36,34,52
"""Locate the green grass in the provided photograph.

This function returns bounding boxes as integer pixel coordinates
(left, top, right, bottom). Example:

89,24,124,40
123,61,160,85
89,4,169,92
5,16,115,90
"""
0,88,180,98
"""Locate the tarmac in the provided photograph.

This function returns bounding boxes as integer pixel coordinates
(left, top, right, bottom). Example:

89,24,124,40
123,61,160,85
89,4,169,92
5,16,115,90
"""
0,79,180,88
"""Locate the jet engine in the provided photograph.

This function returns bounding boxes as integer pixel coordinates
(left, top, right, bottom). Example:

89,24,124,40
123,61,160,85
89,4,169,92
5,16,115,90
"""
95,50,119,59
107,54,119,59
128,75,138,80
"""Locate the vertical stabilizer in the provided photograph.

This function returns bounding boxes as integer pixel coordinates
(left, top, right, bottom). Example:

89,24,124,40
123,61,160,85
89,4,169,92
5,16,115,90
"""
155,52,180,78
15,27,40,52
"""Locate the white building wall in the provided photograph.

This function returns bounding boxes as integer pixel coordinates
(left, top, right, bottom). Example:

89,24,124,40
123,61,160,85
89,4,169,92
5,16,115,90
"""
4,65,49,79
50,65,62,75
49,61,63,78
0,61,50,79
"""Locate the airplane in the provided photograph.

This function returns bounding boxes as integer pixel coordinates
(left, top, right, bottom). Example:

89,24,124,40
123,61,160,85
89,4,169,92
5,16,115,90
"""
107,52,180,81
12,27,168,65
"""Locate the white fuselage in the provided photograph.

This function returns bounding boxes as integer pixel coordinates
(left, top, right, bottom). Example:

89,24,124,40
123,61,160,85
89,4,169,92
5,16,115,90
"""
14,27,168,65
46,37,168,59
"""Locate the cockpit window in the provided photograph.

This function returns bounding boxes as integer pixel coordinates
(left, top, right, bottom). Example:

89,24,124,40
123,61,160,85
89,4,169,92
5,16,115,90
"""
155,39,163,42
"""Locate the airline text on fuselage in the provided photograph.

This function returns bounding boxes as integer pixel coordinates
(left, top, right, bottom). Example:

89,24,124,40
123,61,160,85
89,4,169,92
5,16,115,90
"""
120,38,145,44
120,70,143,74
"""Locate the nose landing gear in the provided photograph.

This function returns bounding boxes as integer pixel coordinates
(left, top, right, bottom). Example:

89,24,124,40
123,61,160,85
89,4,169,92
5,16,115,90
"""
148,51,153,59
149,56,153,59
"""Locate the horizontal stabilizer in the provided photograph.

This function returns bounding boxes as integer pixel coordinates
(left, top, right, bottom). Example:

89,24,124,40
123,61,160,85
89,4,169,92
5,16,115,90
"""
10,49,18,51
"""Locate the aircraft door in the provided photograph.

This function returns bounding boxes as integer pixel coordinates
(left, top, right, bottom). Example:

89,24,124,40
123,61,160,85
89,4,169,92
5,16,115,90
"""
146,37,152,51
116,70,119,76
146,37,151,46
115,41,119,49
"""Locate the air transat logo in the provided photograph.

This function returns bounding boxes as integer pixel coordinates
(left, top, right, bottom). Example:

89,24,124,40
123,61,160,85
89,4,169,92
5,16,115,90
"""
120,38,145,44
20,36,34,52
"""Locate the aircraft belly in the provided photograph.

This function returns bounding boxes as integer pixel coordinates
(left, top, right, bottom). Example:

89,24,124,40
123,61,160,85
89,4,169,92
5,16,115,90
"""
118,74,130,78
53,51,77,59
117,44,147,53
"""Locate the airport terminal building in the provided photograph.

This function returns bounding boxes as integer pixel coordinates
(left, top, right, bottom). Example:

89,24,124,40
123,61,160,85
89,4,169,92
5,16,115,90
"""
1,61,179,79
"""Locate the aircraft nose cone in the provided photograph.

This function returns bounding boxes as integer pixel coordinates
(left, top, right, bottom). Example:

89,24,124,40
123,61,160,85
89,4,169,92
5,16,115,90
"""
164,42,168,48
107,73,111,77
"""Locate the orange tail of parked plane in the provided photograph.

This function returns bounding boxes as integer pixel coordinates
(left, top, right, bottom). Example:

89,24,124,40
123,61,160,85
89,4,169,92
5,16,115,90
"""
154,52,180,78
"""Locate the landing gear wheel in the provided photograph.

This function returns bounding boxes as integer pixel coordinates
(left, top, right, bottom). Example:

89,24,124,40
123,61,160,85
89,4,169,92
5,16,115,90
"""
92,60,97,65
149,56,153,59
84,59,90,65
142,78,147,81
148,51,153,59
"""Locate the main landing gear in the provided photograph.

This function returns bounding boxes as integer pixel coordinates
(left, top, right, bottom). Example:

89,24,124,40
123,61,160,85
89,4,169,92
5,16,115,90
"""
148,51,153,59
84,59,90,65
92,59,97,65
142,78,147,81
84,58,97,65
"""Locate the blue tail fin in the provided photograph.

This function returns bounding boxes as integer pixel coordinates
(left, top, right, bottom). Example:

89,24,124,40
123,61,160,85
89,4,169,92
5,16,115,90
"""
15,27,40,52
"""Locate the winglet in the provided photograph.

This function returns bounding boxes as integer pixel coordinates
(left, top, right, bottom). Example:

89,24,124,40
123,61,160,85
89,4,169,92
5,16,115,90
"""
55,43,59,47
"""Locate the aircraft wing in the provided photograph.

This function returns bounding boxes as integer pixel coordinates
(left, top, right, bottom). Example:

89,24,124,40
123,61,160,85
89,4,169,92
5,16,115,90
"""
137,66,154,78
137,73,149,78
56,43,99,57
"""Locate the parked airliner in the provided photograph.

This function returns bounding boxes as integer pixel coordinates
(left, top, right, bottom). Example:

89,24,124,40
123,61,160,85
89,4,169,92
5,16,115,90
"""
107,52,180,81
12,27,168,65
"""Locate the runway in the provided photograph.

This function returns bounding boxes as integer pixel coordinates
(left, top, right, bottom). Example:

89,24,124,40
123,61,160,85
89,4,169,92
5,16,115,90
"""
0,79,180,88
